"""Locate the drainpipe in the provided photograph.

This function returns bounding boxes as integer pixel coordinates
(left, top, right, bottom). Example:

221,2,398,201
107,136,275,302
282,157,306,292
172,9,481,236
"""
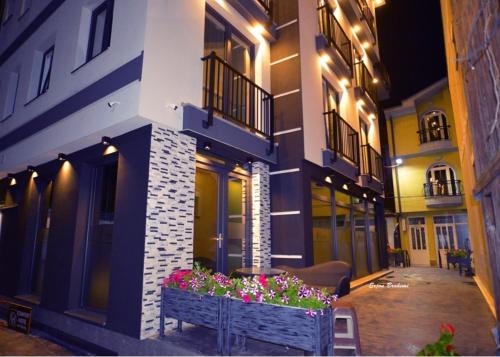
389,116,402,249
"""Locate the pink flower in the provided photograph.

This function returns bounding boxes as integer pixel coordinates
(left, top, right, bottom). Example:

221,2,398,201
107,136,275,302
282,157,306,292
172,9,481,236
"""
179,281,188,290
256,292,264,303
163,277,170,287
242,294,252,303
305,309,317,317
258,275,268,288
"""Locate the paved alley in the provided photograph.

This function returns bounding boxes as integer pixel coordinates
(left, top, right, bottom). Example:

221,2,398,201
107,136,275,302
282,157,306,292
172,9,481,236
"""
343,267,497,355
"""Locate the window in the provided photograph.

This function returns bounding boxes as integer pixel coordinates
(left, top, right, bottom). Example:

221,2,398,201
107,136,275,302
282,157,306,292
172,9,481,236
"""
37,46,54,96
322,78,338,113
30,181,54,296
1,0,12,24
419,110,449,143
426,163,459,196
87,0,114,61
19,0,31,17
3,71,19,119
82,159,118,311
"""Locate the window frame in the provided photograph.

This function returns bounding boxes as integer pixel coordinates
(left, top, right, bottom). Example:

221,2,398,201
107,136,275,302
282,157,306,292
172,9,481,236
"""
37,45,54,96
86,0,114,63
2,71,19,120
322,77,339,113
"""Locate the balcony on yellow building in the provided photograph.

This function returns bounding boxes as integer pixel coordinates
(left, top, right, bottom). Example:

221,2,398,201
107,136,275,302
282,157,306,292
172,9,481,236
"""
423,179,463,208
417,110,454,154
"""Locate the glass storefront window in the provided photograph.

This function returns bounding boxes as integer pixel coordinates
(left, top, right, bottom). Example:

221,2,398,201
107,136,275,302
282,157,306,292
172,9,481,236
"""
335,190,352,267
368,203,379,272
311,182,333,264
353,208,369,278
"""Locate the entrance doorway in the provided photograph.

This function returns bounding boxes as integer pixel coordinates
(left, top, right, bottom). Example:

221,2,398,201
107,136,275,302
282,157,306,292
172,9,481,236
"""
193,163,249,274
408,217,430,266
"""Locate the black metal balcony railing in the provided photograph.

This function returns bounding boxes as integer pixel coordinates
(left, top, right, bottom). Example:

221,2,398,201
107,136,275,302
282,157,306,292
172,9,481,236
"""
202,52,275,150
354,61,378,104
424,180,462,197
361,143,383,182
317,3,353,69
355,0,375,37
256,0,272,18
417,125,451,144
324,109,360,166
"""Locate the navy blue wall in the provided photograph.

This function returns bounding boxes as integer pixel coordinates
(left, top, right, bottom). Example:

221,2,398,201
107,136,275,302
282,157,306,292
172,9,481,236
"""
0,125,152,339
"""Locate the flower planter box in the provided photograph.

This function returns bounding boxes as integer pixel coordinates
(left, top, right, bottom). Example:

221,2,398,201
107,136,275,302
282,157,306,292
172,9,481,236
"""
225,298,333,356
160,287,225,354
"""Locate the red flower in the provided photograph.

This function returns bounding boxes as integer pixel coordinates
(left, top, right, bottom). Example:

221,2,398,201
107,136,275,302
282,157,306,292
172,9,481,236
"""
163,277,170,287
446,344,455,352
179,281,188,290
440,323,455,336
242,294,252,303
258,274,268,288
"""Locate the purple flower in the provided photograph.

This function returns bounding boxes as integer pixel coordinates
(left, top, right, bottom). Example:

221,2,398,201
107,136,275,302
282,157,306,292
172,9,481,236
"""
268,289,276,299
281,295,289,304
292,275,299,284
208,287,215,296
305,309,317,317
224,291,232,298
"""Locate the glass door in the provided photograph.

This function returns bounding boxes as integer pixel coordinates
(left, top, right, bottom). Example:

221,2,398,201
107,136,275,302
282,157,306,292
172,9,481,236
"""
194,165,249,274
435,223,456,267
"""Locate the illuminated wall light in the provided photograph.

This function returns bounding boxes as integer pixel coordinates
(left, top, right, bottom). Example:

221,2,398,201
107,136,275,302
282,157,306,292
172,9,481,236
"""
395,158,403,165
247,157,254,165
363,193,367,198
373,77,379,84
340,78,350,88
325,176,332,184
103,145,118,156
357,99,365,107
372,197,377,202
368,113,376,120
352,24,361,34
362,42,371,49
58,153,67,161
320,54,332,64
101,136,112,146
28,166,38,178
204,142,212,151
7,174,16,186
253,23,265,35
342,183,349,190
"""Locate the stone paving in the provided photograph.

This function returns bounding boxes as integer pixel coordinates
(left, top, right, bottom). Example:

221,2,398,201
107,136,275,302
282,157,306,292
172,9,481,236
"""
0,320,73,356
0,267,496,355
342,267,497,356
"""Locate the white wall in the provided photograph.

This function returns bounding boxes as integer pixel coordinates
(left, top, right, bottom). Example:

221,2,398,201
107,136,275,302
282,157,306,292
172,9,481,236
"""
138,0,271,129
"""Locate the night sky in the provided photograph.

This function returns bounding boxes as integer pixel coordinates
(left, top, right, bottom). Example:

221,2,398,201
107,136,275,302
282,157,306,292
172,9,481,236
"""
376,0,447,107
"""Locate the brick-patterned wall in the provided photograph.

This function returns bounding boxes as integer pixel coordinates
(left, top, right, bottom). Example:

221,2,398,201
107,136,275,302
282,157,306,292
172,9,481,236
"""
140,124,196,339
251,161,271,268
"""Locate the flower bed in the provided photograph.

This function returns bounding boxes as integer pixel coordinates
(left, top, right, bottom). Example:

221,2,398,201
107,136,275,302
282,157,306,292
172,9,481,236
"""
160,265,337,355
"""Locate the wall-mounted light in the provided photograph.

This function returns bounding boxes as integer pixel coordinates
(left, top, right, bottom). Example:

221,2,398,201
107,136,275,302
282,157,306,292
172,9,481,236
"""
342,183,349,190
246,157,253,165
352,24,361,34
362,41,371,49
395,158,403,165
27,165,38,178
357,99,365,108
101,136,112,146
372,197,377,202
368,113,376,120
372,77,379,84
7,173,16,186
58,153,67,161
325,176,332,184
253,23,265,36
340,78,351,88
362,193,367,198
204,142,212,151
320,53,332,65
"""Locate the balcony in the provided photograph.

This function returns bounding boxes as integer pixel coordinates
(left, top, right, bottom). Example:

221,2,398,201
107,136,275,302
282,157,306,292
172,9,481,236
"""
181,52,277,164
322,109,360,181
225,0,276,40
316,3,353,80
354,62,378,113
336,0,377,54
424,180,463,207
417,125,454,154
360,143,384,194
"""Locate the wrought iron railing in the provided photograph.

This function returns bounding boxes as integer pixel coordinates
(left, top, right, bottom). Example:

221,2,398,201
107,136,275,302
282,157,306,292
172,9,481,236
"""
354,61,378,105
355,0,375,37
361,144,383,182
317,3,353,69
202,52,274,152
256,0,272,18
424,180,462,197
417,125,451,144
324,109,360,167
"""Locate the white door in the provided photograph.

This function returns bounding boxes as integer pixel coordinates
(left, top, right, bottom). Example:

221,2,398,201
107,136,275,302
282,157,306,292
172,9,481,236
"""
408,217,430,266
435,223,457,267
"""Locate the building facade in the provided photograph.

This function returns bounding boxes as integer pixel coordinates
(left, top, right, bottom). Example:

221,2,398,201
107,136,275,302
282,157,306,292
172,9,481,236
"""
0,0,387,352
385,79,469,267
440,0,499,338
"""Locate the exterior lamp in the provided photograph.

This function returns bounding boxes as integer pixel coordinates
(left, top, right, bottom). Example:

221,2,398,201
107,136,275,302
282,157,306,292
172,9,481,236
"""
373,197,377,202
101,136,112,146
342,183,349,190
204,142,212,151
340,78,350,88
253,23,265,36
395,158,403,165
325,176,332,184
7,174,16,186
362,41,371,49
58,153,67,161
363,193,368,198
27,166,38,178
373,77,379,84
352,24,361,34
246,157,253,165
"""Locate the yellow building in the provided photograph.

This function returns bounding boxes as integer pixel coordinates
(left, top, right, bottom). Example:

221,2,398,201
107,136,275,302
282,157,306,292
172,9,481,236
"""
440,0,497,321
385,79,469,267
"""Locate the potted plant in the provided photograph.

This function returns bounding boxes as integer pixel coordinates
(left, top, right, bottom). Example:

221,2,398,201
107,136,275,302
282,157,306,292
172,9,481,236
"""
418,323,458,356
